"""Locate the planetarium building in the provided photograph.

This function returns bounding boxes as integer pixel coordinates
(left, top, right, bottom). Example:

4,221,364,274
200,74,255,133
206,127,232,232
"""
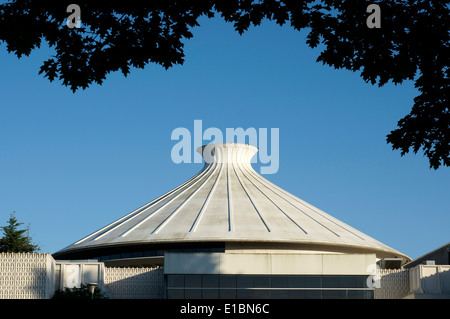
53,143,411,299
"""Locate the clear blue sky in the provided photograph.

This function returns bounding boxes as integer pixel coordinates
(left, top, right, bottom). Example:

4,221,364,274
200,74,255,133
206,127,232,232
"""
0,16,448,261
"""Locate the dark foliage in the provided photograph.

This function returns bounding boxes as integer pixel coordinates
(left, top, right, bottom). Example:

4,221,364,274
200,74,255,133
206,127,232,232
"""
0,1,448,168
52,284,109,299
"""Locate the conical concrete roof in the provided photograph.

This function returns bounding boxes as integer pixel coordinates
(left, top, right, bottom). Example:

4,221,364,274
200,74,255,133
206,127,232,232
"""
55,143,410,263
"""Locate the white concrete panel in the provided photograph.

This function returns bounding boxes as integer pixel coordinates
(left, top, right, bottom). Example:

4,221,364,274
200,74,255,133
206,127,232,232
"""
219,253,272,274
83,264,100,284
440,266,450,294
322,254,376,275
422,266,440,293
271,254,323,274
165,252,377,276
164,252,220,274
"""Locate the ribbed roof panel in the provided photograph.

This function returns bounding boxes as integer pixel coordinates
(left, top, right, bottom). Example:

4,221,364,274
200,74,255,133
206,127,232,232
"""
55,143,409,262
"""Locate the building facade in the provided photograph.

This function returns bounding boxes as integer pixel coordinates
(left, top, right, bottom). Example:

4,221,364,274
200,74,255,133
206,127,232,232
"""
51,143,413,299
1,251,449,299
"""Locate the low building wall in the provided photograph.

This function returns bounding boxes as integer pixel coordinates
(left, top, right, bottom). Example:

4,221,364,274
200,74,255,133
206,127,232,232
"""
0,253,55,299
375,269,410,299
406,265,450,298
104,266,164,299
55,260,105,291
0,253,165,299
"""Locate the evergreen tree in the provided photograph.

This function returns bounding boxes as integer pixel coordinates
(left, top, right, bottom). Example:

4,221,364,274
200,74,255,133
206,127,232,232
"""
0,212,40,253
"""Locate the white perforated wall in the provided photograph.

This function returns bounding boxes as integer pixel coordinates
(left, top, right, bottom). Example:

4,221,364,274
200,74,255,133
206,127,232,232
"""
0,253,55,299
104,266,164,299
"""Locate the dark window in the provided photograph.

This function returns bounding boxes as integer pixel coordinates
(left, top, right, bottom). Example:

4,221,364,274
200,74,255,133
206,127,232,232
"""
202,275,219,288
322,276,340,288
237,289,254,299
166,274,373,299
272,276,288,288
288,276,304,288
202,289,219,299
254,289,271,298
185,275,202,288
143,250,156,257
120,252,131,259
322,290,340,299
131,251,143,258
220,275,236,288
253,276,270,288
237,276,252,288
167,275,184,288
346,289,359,299
271,289,289,299
355,276,369,288
156,249,165,256
304,276,321,288
340,276,357,288
304,290,321,299
219,289,236,299
288,290,305,299
167,289,184,299
185,289,202,299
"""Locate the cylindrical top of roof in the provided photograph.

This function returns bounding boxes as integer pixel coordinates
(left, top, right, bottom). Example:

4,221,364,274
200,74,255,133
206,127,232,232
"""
198,143,258,164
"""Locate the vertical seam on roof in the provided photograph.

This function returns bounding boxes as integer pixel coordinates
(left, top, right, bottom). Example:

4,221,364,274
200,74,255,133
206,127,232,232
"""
227,161,232,232
248,167,366,241
231,147,271,233
244,162,340,237
189,160,224,232
236,159,308,234
118,160,217,238
150,159,220,235
73,166,209,245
